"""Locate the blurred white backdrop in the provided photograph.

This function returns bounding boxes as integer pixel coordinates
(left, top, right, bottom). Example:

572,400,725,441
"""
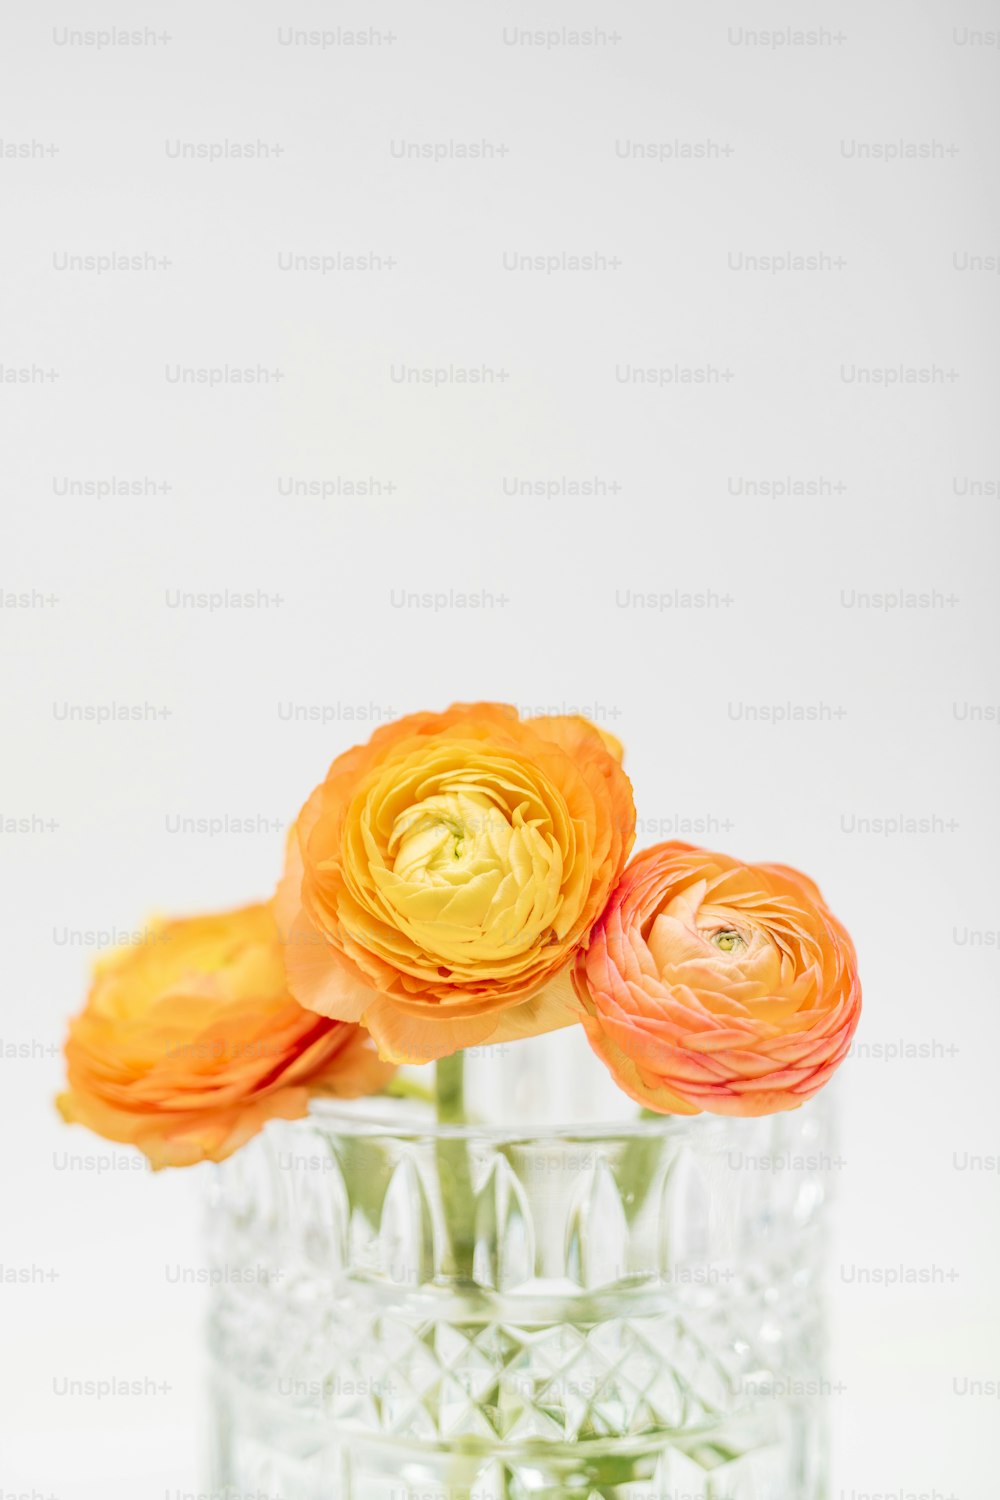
2,0,998,1495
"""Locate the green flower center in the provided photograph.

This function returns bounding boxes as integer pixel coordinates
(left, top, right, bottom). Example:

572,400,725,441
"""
709,928,745,954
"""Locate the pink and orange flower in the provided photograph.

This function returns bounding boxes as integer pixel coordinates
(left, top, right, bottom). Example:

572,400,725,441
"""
572,842,861,1116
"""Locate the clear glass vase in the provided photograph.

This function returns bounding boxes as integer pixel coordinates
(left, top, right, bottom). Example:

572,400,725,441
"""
204,1034,833,1499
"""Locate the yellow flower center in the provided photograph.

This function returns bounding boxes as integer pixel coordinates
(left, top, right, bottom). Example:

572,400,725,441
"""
390,792,508,885
374,785,565,970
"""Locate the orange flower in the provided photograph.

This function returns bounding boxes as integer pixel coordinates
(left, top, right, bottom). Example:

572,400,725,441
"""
57,903,392,1168
573,842,860,1116
276,703,636,1063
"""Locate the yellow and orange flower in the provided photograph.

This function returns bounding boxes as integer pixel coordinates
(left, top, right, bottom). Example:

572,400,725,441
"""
276,703,636,1063
573,842,861,1116
57,902,392,1168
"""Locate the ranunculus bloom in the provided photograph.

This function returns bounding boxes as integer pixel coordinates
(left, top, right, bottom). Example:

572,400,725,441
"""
573,842,861,1116
57,903,392,1168
276,703,636,1063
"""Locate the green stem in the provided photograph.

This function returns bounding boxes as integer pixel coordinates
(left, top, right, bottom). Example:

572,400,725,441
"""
435,1053,466,1125
617,1108,667,1227
384,1075,436,1105
435,1054,476,1280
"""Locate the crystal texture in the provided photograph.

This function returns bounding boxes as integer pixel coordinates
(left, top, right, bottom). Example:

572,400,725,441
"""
206,1083,832,1498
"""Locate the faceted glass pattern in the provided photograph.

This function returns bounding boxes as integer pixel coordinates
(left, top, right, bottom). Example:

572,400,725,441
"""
205,1094,832,1498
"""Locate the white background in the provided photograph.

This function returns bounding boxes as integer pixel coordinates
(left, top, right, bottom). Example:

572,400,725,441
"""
2,1,998,1495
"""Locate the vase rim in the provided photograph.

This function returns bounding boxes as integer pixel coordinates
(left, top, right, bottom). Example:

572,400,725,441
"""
305,1093,824,1144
